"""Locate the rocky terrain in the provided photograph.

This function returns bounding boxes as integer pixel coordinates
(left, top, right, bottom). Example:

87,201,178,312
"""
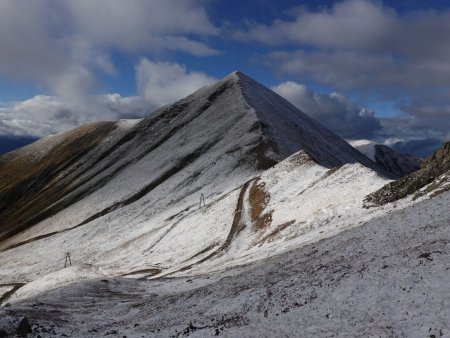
0,72,448,337
365,141,450,206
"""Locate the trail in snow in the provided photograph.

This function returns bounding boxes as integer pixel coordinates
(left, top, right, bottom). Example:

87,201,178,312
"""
0,283,26,306
1,226,81,253
121,268,162,279
163,178,256,277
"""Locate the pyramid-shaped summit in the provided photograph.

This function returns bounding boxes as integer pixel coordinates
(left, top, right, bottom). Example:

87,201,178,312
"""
0,71,383,244
224,71,382,169
136,70,382,171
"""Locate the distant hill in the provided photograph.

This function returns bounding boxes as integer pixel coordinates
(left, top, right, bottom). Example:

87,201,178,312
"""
349,139,422,178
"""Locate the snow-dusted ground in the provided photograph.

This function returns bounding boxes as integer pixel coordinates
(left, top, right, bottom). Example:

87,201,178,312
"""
0,148,392,292
1,191,448,337
1,72,446,336
0,72,394,291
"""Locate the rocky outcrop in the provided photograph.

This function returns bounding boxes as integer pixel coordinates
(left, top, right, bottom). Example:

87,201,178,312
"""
364,141,450,206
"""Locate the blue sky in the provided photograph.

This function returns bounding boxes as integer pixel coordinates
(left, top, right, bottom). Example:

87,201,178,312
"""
0,0,449,155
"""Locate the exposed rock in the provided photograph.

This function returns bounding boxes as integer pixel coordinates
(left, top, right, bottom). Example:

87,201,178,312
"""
365,141,450,206
16,317,32,336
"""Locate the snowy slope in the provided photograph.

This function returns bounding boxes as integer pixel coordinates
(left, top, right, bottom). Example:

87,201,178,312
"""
0,148,392,299
1,191,448,337
0,71,436,326
0,72,387,250
0,120,140,242
349,139,422,177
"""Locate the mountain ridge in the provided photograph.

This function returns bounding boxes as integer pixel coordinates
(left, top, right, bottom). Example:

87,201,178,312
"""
349,139,422,177
0,71,390,245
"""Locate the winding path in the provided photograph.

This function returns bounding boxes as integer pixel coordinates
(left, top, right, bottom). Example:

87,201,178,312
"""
162,178,256,277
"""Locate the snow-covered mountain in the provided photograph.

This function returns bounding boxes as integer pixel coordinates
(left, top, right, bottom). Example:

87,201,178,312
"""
0,72,448,337
349,139,422,177
0,71,385,248
0,70,389,281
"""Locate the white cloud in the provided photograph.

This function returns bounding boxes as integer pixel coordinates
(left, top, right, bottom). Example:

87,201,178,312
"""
0,94,149,137
0,0,220,137
272,81,381,139
66,0,220,55
136,59,217,107
238,0,450,57
237,0,396,49
236,0,450,144
0,0,219,97
0,60,218,137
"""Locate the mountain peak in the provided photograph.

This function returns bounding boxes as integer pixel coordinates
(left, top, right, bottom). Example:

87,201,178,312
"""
0,71,390,244
205,71,388,172
222,70,259,87
224,70,245,79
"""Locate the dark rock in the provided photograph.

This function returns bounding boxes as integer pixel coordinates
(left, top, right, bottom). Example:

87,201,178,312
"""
16,316,32,336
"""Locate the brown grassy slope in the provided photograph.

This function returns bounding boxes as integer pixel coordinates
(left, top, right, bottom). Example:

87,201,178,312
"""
0,122,117,241
248,179,273,230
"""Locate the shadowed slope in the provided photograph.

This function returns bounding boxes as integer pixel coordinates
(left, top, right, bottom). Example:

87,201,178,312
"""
350,139,422,178
0,122,119,241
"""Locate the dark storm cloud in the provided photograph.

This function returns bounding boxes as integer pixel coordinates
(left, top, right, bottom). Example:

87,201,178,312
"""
237,0,450,144
272,81,382,139
387,138,443,158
